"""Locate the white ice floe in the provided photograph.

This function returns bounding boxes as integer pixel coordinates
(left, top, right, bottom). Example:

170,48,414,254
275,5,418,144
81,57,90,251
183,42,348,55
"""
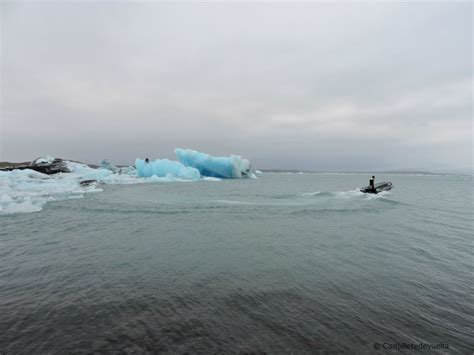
0,168,101,214
0,159,143,214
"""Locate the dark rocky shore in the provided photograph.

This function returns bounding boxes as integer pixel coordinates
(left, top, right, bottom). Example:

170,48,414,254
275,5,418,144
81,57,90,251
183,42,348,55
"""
0,158,103,186
0,158,71,175
0,157,103,174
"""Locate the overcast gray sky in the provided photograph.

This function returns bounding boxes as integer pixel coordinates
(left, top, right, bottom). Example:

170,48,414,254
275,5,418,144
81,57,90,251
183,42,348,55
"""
1,1,472,171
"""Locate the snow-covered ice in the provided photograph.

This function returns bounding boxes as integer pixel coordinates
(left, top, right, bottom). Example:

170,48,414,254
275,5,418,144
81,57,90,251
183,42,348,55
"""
0,169,101,214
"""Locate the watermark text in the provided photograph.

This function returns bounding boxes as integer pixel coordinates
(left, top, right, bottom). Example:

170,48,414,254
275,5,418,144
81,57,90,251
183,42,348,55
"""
373,342,449,351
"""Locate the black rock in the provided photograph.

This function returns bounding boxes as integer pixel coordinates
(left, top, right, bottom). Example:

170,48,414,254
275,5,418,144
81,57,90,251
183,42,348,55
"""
32,158,70,174
80,179,97,186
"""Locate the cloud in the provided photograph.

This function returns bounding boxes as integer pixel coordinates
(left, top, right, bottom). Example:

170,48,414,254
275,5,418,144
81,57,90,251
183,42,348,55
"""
1,1,472,171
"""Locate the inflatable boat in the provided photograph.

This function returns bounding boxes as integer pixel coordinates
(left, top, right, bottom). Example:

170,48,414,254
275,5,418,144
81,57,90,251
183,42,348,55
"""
360,181,393,194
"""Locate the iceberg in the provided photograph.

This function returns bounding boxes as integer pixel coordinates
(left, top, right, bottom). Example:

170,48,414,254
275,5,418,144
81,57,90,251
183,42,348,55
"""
175,148,255,179
1,149,254,215
100,160,136,175
135,149,255,180
135,158,201,180
100,159,118,172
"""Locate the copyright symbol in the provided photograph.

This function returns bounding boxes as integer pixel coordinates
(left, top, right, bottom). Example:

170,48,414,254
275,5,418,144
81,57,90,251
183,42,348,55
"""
373,343,381,350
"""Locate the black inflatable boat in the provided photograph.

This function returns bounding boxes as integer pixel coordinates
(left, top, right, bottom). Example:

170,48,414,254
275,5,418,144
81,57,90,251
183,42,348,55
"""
360,181,393,194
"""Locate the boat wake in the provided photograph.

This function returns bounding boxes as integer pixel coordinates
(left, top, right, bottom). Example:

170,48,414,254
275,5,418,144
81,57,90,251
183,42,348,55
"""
301,189,392,200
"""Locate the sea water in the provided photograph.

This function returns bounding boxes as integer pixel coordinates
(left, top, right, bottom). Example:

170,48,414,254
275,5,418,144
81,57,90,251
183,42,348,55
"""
0,173,472,353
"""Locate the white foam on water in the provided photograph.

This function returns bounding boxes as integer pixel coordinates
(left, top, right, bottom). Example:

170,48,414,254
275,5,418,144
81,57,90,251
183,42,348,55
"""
335,189,366,199
301,189,391,200
202,177,222,182
301,191,322,196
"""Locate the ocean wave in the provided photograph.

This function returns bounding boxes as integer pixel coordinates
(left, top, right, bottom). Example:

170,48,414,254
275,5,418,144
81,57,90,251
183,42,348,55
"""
76,205,195,215
210,200,257,206
268,193,299,199
290,207,376,215
301,191,332,197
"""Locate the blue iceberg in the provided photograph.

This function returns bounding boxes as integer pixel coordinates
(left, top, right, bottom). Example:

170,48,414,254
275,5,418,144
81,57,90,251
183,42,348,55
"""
135,149,254,180
135,158,201,180
175,148,255,179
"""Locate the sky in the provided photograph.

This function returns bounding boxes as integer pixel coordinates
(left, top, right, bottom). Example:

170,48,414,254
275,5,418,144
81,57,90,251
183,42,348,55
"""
1,1,472,171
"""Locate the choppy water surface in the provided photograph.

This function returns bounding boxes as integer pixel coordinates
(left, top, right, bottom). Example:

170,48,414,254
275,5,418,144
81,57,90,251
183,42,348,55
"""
1,173,473,353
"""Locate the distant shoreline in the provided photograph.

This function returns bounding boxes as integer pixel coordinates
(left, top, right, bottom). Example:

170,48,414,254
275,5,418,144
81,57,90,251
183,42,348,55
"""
258,169,471,176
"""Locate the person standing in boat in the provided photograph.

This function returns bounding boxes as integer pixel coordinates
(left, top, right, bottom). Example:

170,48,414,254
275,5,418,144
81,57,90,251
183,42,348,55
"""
369,176,375,192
